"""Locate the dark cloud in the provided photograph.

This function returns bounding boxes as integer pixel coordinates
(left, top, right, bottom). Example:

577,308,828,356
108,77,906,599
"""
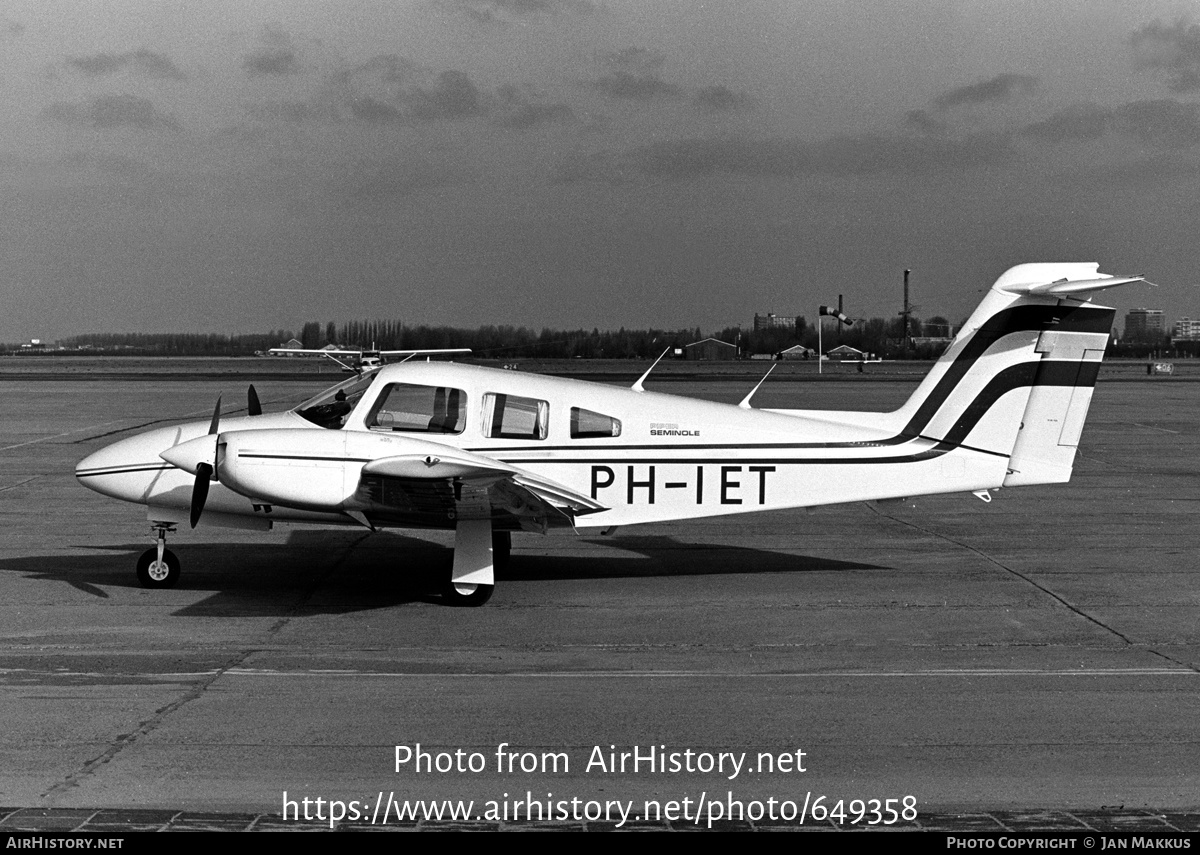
66,49,185,80
1130,19,1200,93
344,54,419,85
694,85,751,112
904,109,948,136
1019,99,1200,150
1112,99,1200,149
407,70,484,120
339,66,565,127
586,71,681,101
41,95,181,131
244,48,298,77
557,132,1015,183
243,26,300,77
1021,103,1111,143
450,0,594,25
581,48,695,103
493,91,576,128
348,96,404,124
933,73,1038,110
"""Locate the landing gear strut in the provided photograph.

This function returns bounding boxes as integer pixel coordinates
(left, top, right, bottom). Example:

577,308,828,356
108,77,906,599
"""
443,523,511,607
137,523,181,589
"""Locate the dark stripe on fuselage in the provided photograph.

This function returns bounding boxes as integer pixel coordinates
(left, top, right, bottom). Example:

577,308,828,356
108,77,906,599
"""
901,304,1113,438
76,464,173,478
236,454,375,464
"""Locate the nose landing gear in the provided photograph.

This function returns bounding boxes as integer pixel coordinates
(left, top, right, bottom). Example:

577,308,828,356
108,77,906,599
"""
137,522,181,589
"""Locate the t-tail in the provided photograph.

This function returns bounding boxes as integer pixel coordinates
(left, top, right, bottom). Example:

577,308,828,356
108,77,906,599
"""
891,263,1143,486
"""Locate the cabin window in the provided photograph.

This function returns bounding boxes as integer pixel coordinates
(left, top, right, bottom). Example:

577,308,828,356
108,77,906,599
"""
571,407,621,439
367,384,467,434
482,393,548,440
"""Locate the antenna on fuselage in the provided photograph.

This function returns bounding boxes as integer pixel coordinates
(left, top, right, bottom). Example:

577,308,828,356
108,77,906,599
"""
631,347,671,393
738,363,777,409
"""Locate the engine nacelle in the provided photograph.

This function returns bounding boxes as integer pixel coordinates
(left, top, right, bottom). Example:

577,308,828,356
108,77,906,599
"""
217,429,355,511
215,428,473,512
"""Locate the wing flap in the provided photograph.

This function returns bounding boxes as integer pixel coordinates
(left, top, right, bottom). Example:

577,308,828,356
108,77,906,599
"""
356,450,607,527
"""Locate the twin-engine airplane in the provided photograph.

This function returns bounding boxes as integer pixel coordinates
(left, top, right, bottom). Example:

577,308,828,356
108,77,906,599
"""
77,263,1141,605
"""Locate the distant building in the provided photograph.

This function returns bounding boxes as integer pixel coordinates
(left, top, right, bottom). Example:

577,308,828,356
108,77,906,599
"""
683,338,738,361
754,313,799,332
826,344,865,360
1124,308,1166,343
779,344,815,360
1172,317,1200,343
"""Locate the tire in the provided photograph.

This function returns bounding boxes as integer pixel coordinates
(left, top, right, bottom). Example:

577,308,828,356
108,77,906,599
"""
136,547,180,589
444,581,494,607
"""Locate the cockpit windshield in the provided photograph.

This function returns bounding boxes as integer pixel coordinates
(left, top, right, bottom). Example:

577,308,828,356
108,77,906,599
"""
295,372,378,429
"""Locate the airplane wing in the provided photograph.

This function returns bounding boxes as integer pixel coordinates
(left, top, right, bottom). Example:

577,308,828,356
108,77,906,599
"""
378,348,472,357
268,348,365,356
357,449,606,531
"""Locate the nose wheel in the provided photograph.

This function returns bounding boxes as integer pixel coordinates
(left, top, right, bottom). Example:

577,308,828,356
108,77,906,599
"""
137,523,181,589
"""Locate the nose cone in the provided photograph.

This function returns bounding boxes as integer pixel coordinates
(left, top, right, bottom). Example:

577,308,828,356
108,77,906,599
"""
76,426,187,502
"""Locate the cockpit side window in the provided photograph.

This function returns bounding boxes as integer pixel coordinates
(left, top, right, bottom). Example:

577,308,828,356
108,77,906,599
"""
571,407,621,439
367,384,467,434
483,393,548,440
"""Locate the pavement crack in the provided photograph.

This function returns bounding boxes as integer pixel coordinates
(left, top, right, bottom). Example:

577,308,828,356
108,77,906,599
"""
865,503,1134,645
264,532,375,635
1145,647,1200,675
40,647,259,803
41,532,374,803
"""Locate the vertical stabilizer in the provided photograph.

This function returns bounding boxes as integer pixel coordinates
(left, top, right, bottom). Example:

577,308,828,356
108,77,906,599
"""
891,264,1122,484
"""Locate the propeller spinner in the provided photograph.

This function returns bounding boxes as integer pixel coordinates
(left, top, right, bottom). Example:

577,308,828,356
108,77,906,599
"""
159,396,222,528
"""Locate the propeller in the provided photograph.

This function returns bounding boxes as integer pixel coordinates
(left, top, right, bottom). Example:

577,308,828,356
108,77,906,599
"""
247,385,262,416
189,396,221,528
190,463,212,528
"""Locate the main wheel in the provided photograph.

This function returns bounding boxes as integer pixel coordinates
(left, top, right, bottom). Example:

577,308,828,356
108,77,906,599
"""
444,581,494,607
136,547,180,589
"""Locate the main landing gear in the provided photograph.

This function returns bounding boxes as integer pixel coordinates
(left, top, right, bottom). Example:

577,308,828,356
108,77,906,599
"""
137,523,180,589
443,527,510,607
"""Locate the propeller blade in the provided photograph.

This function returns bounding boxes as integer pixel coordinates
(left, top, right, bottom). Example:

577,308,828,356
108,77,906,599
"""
208,395,222,435
247,385,262,417
190,462,213,528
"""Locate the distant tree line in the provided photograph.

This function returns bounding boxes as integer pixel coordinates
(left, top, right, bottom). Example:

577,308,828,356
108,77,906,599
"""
56,331,294,355
49,315,966,359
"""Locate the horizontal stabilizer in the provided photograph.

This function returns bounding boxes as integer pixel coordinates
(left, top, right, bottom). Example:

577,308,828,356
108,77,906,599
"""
1001,274,1145,296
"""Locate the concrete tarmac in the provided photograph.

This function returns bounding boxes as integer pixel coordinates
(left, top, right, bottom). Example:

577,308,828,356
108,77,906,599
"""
1,364,1198,831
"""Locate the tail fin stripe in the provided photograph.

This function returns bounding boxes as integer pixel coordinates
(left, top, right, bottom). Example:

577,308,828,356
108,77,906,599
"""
937,360,1100,449
902,304,1112,437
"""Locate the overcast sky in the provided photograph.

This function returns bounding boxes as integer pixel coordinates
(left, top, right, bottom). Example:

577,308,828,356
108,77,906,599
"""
3,0,1199,342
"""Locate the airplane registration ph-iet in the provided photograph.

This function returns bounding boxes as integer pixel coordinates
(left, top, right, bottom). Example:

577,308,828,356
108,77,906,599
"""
76,263,1143,606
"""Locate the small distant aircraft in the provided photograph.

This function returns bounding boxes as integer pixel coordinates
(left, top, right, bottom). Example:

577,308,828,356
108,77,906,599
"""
77,263,1142,605
267,345,471,373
